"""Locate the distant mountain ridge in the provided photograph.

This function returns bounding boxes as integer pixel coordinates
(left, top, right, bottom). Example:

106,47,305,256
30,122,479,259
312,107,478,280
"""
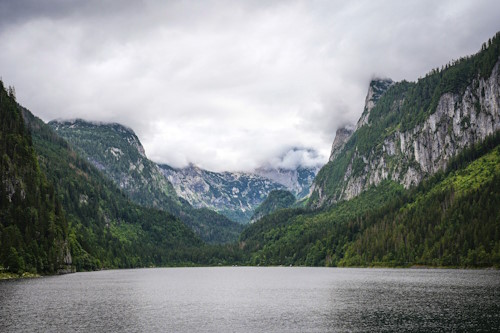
50,119,244,243
50,119,320,224
159,151,320,223
159,164,285,223
254,164,319,198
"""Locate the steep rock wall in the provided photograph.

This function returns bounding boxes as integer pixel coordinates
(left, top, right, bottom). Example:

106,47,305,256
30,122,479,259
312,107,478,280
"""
313,59,500,206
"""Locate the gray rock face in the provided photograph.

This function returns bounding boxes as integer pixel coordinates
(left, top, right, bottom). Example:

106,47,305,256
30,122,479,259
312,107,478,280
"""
50,119,180,208
318,60,500,204
356,78,394,130
254,166,319,198
329,127,354,161
159,164,286,223
159,163,320,223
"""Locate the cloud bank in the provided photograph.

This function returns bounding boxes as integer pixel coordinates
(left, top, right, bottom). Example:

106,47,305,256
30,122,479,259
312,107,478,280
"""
1,0,499,171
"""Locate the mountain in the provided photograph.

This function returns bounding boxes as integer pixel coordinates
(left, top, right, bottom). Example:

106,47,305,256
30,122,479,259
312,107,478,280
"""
159,147,321,223
159,164,286,223
310,34,500,208
49,119,243,243
254,166,319,199
21,107,214,270
0,82,70,274
250,190,296,223
49,120,179,207
159,164,318,224
239,32,500,268
240,135,500,267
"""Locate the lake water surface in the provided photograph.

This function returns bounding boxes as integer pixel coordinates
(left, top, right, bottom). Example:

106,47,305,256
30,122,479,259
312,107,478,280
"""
0,267,499,332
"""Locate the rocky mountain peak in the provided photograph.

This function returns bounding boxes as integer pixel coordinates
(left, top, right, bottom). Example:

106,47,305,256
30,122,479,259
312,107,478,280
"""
329,127,354,161
49,119,146,158
311,35,500,209
356,78,394,130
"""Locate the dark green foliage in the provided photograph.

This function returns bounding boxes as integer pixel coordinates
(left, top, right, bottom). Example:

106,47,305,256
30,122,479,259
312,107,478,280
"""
0,81,69,274
251,190,296,222
240,181,404,266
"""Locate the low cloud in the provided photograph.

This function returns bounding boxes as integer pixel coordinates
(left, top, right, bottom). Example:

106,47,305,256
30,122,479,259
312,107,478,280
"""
1,0,499,171
265,148,325,171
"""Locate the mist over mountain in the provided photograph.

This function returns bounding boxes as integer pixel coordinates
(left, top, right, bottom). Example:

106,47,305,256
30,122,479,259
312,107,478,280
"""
159,149,321,223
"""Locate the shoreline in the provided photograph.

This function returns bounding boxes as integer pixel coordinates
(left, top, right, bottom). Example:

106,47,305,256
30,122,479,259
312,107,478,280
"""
2,265,497,280
0,272,41,280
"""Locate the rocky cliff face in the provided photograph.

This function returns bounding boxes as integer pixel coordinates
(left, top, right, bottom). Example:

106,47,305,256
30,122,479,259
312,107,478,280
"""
254,166,319,198
159,163,319,223
50,119,179,207
329,127,354,161
328,79,393,163
311,52,500,207
355,78,394,130
159,164,285,223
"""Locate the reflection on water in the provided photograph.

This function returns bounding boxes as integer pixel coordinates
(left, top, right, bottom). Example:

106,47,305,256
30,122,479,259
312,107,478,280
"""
0,267,499,332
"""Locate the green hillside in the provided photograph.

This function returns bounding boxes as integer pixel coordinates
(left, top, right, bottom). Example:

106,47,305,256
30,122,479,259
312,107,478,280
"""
250,190,296,222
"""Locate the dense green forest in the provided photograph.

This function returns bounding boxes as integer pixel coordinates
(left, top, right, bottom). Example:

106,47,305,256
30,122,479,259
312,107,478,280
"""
251,190,296,222
239,133,500,267
0,81,69,274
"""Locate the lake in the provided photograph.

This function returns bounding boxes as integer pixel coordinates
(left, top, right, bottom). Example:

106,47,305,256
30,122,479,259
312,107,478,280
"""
0,267,499,332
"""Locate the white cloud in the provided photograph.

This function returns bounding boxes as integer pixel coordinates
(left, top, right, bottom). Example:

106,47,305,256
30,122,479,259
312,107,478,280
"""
1,0,499,171
264,148,325,171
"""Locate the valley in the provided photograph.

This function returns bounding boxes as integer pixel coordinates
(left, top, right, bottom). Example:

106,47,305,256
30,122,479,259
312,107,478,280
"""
1,32,499,275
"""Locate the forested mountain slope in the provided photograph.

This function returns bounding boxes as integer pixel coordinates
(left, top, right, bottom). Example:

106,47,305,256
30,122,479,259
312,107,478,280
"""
50,120,243,243
311,33,500,208
0,82,71,274
22,109,207,270
240,133,500,267
250,190,296,223
239,33,500,268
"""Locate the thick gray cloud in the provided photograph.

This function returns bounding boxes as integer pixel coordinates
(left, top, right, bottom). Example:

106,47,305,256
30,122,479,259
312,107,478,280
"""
1,0,499,171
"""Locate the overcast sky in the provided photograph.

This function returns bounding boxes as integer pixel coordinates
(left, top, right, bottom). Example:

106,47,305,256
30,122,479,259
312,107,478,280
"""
1,0,499,171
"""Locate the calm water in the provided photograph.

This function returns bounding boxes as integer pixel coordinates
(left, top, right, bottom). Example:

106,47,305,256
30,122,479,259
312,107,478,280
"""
0,267,499,332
